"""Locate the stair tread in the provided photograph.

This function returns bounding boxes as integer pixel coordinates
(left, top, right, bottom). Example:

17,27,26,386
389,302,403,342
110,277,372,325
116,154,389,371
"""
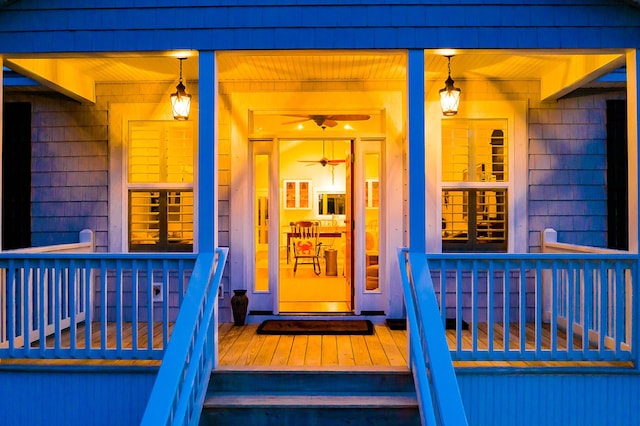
204,392,418,408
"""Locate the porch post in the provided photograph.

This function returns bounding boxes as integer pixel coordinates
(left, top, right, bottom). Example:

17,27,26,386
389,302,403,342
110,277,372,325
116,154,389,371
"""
198,51,217,252
407,49,426,253
627,49,640,371
0,56,3,251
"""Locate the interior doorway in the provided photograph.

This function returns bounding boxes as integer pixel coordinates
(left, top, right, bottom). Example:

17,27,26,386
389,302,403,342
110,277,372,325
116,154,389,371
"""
277,138,353,314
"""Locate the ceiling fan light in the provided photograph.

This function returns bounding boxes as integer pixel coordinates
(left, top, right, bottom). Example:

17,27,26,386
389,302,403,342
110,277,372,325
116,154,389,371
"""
439,56,461,116
170,58,191,120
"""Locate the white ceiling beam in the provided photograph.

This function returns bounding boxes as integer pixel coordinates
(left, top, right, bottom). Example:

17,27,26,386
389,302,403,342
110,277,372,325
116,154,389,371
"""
540,54,626,101
5,58,96,103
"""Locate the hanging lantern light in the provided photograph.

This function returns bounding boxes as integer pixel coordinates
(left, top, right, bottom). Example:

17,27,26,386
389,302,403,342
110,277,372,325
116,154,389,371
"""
170,58,191,120
439,56,461,116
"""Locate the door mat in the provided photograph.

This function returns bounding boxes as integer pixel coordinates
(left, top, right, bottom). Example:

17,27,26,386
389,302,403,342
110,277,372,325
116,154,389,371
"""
257,319,374,335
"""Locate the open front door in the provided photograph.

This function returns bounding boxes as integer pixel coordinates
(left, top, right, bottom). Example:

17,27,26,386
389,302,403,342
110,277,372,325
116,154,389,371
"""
344,147,354,310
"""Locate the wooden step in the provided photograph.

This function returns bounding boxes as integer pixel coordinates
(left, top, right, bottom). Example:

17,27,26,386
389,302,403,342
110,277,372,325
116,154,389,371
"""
200,368,420,426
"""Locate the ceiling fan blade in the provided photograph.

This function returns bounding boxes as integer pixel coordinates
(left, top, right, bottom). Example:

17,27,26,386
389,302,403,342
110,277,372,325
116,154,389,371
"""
322,119,338,127
326,159,346,165
281,118,311,125
326,114,371,121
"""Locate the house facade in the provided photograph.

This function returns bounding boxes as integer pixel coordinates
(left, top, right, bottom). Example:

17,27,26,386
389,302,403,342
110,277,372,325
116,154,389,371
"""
1,1,640,424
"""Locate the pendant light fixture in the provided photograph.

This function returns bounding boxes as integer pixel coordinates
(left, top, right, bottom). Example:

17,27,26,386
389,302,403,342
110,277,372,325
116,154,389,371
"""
170,58,191,120
439,56,461,116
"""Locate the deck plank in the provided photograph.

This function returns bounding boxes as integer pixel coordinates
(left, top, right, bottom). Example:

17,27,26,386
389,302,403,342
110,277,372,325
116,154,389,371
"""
288,335,309,366
321,335,339,367
336,335,356,367
350,335,373,367
271,335,295,366
374,324,407,367
305,335,323,366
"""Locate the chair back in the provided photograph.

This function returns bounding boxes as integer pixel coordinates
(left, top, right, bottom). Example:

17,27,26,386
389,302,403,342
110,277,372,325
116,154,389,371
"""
291,221,320,254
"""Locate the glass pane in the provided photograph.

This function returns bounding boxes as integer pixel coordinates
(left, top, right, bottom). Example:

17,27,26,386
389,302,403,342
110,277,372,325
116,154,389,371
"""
476,189,507,243
129,191,160,247
365,151,380,292
442,119,508,182
167,191,194,244
255,154,269,292
129,121,194,184
129,124,162,183
442,190,468,242
165,124,194,183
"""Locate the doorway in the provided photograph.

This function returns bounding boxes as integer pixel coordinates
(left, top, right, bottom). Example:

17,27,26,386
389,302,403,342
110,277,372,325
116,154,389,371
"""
277,138,353,313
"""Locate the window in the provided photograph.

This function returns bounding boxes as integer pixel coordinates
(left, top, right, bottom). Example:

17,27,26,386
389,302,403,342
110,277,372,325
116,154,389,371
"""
441,120,508,251
127,121,194,252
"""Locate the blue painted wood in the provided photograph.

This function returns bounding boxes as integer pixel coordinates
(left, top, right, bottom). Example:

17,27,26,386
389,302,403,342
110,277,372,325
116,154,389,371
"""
407,49,425,253
398,248,469,426
198,51,216,252
424,253,637,363
456,368,640,426
0,366,158,426
140,247,228,426
1,3,638,52
0,253,197,360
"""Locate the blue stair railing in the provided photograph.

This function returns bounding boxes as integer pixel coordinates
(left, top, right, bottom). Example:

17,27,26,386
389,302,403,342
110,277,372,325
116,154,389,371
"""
140,247,228,426
398,248,468,426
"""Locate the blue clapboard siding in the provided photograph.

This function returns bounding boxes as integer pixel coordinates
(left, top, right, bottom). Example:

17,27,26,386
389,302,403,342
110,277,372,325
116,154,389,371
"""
5,93,110,251
0,366,157,426
528,92,626,251
457,368,640,426
0,1,639,52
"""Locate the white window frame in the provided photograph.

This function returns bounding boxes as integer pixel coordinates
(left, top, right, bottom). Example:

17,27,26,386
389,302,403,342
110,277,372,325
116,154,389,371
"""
426,100,528,253
108,104,198,252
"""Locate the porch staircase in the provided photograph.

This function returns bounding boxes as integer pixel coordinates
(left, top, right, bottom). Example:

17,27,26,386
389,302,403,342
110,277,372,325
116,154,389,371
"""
200,368,421,426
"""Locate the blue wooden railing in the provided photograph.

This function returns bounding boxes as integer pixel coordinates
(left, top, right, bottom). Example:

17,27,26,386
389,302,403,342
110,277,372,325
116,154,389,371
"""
426,253,637,362
140,247,228,426
398,248,469,426
0,252,197,360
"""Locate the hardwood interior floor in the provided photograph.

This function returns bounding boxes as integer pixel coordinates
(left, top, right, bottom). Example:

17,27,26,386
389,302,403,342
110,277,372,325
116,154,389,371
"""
278,257,351,313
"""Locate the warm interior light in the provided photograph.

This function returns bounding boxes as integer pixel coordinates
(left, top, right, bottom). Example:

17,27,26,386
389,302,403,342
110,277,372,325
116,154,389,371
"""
170,58,191,120
439,56,461,116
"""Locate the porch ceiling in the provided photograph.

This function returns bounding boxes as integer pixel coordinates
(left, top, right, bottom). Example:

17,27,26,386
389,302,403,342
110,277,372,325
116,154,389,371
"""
2,50,626,103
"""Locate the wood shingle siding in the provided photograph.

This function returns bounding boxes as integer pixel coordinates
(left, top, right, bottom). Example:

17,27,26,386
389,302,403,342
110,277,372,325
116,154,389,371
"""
1,1,640,52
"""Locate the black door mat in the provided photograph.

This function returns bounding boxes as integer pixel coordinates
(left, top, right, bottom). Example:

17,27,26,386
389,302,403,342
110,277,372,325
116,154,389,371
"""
256,319,374,335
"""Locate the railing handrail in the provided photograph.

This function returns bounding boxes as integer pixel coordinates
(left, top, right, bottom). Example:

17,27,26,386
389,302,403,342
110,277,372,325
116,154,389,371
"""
398,248,468,426
140,247,228,426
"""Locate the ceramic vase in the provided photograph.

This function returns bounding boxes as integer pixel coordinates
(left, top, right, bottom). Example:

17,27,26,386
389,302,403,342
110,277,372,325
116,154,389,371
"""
230,289,249,326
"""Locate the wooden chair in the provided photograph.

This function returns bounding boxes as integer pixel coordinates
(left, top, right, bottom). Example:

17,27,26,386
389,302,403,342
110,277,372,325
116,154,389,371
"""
290,221,322,276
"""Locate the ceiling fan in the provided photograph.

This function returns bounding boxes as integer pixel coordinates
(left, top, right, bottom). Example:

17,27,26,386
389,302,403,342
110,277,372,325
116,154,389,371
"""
298,137,345,167
282,114,370,128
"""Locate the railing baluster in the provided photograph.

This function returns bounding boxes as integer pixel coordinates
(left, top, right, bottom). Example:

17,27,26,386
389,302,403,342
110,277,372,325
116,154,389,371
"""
84,259,92,357
583,260,594,359
20,259,33,357
69,259,77,357
163,259,170,347
535,259,543,358
115,260,123,357
504,259,511,357
100,259,108,354
488,260,495,355
132,259,139,353
456,259,463,355
519,261,526,357
146,259,154,356
615,260,625,355
566,260,575,357
472,260,479,355
551,260,558,359
38,259,47,356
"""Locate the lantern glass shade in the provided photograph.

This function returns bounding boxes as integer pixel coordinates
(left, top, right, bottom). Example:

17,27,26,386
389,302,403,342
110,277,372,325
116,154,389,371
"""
439,77,460,116
170,82,191,120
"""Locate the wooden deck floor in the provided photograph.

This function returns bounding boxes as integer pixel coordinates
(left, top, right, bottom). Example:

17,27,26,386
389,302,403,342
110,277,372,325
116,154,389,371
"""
218,322,409,368
2,321,630,369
